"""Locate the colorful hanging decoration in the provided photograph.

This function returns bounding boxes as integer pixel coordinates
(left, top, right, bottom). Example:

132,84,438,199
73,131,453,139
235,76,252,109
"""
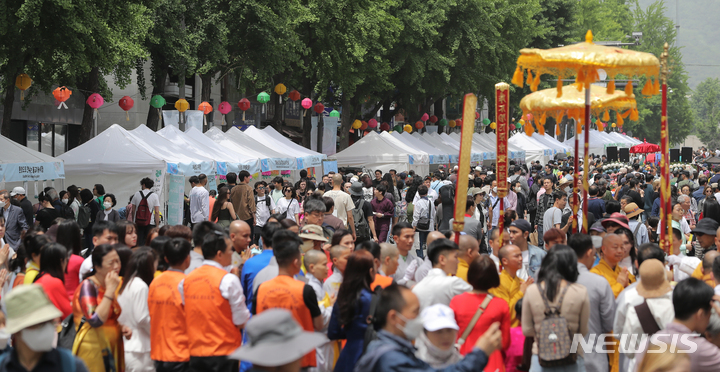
87,93,104,119
314,103,324,115
449,120,456,128
352,120,362,129
15,74,31,101
198,101,212,127
490,122,497,129
404,124,412,133
415,121,424,129
360,121,368,130
482,118,490,126
274,84,286,103
368,118,378,128
438,118,448,126
301,98,312,117
119,96,134,121
429,115,438,124
53,86,72,109
257,92,270,114
380,122,390,131
475,112,480,120
393,124,403,132
218,101,232,126
456,118,463,128
150,94,165,125
329,110,340,118
421,113,429,122
175,98,189,124
289,90,301,102
238,98,251,121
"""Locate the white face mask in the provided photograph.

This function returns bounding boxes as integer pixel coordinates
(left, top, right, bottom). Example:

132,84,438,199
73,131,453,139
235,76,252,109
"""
492,187,498,194
21,322,56,352
0,329,9,350
0,201,5,208
591,235,603,249
515,187,522,193
396,313,424,341
62,198,69,204
103,201,113,210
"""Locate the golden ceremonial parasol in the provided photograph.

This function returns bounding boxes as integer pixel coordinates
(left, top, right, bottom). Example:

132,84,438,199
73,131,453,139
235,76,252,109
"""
512,30,660,233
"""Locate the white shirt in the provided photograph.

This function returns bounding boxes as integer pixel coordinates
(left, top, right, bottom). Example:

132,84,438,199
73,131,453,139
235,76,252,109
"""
189,185,209,223
117,277,151,353
79,255,93,281
413,257,432,283
412,197,436,231
275,197,301,222
412,268,473,309
255,195,276,227
131,189,160,225
517,250,529,281
179,260,250,326
489,253,500,273
185,250,204,274
323,270,343,299
324,190,354,227
413,188,439,205
394,251,422,286
715,284,720,297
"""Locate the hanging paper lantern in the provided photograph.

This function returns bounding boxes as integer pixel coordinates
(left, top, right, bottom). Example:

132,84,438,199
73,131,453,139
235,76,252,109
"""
218,101,232,126
490,122,497,129
380,122,390,131
438,118,448,126
257,92,270,104
526,113,533,121
482,118,490,126
198,101,212,115
313,103,324,114
352,120,362,129
53,86,72,109
368,118,378,128
360,121,368,130
429,115,438,124
301,98,313,109
289,90,301,101
174,99,189,112
475,112,480,120
119,96,134,121
150,94,166,109
238,98,251,120
393,125,403,132
449,120,456,128
456,118,462,127
611,122,616,128
274,84,287,96
404,124,412,133
87,93,104,120
515,122,522,129
415,121,424,129
421,113,429,122
15,74,31,101
519,119,525,126
329,110,340,118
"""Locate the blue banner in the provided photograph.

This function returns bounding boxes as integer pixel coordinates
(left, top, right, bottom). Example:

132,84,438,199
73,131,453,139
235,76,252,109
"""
166,174,185,226
3,162,65,182
322,160,338,175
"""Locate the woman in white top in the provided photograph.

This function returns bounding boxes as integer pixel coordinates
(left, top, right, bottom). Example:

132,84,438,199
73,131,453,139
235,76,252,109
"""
67,185,82,222
117,247,157,372
275,185,301,223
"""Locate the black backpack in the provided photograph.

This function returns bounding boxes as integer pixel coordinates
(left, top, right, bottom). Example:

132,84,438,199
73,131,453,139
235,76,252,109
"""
59,203,75,220
362,286,384,352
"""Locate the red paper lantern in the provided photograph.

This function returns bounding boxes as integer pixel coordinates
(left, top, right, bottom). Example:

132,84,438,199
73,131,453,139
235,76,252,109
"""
53,86,72,106
415,121,424,129
218,101,232,115
118,96,134,112
301,98,313,110
360,121,368,130
238,98,251,111
198,101,213,115
314,103,324,114
380,122,390,131
456,118,462,127
289,90,301,101
421,113,429,121
475,112,480,120
429,115,438,124
368,118,378,128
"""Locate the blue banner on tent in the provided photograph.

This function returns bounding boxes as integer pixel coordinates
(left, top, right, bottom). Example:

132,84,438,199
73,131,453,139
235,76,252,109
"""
2,162,65,182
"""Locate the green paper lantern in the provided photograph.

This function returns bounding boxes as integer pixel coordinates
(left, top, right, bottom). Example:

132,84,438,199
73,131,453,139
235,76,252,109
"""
515,122,522,129
393,125,403,132
257,92,270,104
150,95,166,109
329,110,340,118
438,118,448,126
482,118,491,125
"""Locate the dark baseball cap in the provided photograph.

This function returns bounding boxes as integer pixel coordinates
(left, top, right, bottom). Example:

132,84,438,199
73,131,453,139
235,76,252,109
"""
509,219,532,233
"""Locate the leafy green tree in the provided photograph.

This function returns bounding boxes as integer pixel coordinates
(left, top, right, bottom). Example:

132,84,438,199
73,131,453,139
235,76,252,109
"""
692,78,720,149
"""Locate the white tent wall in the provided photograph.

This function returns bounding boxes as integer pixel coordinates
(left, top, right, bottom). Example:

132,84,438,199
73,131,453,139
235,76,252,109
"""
333,132,429,175
508,134,548,165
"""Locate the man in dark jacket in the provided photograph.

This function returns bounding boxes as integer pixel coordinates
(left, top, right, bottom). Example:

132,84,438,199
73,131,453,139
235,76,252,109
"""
354,284,500,372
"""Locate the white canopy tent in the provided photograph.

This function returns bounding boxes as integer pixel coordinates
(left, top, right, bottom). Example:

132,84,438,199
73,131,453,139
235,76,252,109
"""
530,133,568,157
391,132,453,164
447,133,496,159
333,131,429,175
204,127,285,174
380,132,430,165
0,134,65,198
130,125,216,175
246,126,326,169
177,127,262,174
509,134,550,164
224,127,298,171
413,133,462,162
563,132,606,157
59,124,169,212
436,133,485,163
540,134,573,155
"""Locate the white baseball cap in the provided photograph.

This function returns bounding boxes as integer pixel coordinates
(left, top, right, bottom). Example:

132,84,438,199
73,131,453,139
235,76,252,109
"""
10,187,25,196
421,304,459,332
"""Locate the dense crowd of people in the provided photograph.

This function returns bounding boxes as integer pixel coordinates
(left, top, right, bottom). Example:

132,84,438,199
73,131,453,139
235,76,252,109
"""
4,155,720,372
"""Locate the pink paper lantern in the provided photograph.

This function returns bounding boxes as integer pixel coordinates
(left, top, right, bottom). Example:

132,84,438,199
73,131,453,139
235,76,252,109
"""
421,113,429,122
218,101,232,115
86,93,104,109
368,118,378,128
301,98,313,110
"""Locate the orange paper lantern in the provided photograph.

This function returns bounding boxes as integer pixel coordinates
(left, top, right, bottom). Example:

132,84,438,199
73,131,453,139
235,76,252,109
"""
198,101,213,115
53,86,72,109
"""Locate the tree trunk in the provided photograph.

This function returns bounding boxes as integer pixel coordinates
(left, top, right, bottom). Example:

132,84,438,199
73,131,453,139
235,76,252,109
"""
380,100,392,123
434,99,444,134
78,67,100,144
338,96,357,151
221,74,229,130
200,72,213,131
1,76,16,137
146,67,167,131
317,114,324,154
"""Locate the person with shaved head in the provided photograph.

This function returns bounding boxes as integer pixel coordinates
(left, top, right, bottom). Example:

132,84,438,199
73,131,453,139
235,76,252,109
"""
489,245,533,327
591,234,636,298
456,235,481,283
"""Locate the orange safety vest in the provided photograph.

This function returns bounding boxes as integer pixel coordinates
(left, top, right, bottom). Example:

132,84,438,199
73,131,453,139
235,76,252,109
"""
148,270,189,362
256,275,316,368
371,274,394,290
183,265,241,356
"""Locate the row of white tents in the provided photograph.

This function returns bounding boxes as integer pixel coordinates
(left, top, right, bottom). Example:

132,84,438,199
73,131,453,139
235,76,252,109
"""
333,129,641,173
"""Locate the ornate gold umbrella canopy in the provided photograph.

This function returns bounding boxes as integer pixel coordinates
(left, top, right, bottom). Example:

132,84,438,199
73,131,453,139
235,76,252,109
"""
512,31,661,96
520,84,638,128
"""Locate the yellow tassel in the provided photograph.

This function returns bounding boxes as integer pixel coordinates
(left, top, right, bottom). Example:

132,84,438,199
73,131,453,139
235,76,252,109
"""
512,66,524,87
576,121,582,135
598,121,604,131
641,79,653,96
538,123,545,136
617,114,624,127
555,123,561,136
630,108,639,121
602,110,610,122
557,79,563,98
525,122,533,137
653,78,660,95
575,70,585,90
586,69,599,87
531,72,541,92
607,79,615,94
621,110,631,119
540,112,547,125
624,81,633,96
526,71,534,87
